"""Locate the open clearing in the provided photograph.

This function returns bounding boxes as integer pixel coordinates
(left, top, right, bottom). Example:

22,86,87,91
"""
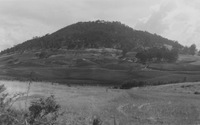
2,80,200,125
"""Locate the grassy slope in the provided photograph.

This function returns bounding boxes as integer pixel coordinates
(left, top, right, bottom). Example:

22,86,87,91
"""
8,81,200,125
1,50,200,86
149,55,200,71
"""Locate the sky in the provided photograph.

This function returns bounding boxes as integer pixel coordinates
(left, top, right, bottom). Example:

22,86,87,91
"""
0,0,200,51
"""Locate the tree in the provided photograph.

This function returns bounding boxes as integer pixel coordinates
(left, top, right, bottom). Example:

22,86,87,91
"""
121,43,133,57
166,48,178,62
135,46,178,63
135,50,149,64
181,46,189,54
189,44,197,55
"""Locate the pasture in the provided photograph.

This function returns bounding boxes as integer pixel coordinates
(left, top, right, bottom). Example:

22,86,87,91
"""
1,50,200,87
2,80,200,125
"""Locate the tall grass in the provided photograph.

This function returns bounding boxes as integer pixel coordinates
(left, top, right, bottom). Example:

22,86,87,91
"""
0,72,62,125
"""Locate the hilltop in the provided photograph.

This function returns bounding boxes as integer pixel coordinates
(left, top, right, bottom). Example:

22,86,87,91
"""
1,20,182,54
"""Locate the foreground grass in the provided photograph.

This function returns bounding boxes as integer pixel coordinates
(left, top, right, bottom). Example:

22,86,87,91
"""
0,84,62,125
1,79,200,125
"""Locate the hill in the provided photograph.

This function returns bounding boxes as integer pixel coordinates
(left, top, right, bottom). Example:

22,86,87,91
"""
0,20,183,55
2,20,199,86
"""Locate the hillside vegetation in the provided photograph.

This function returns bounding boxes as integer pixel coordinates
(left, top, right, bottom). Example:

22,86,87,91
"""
1,20,182,55
1,20,200,87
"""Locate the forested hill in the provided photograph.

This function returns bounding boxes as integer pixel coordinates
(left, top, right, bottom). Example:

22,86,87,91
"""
1,20,183,54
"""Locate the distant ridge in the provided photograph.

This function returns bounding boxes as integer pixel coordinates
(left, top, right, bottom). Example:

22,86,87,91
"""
1,20,183,54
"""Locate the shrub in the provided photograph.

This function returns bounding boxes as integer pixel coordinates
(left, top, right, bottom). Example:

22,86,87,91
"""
0,84,61,125
28,95,60,125
35,51,50,59
194,91,200,95
0,85,24,125
120,80,147,89
91,115,102,125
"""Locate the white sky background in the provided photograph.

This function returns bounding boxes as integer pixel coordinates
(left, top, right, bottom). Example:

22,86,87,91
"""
0,0,200,51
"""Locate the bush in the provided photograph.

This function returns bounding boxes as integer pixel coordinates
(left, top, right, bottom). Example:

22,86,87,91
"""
35,51,51,59
120,80,147,89
194,91,200,95
92,116,102,125
0,84,24,125
0,84,61,125
28,95,60,125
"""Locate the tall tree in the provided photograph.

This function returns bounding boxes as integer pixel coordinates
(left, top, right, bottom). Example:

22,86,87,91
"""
189,44,197,55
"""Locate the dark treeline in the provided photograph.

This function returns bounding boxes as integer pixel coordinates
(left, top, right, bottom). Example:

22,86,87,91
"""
135,47,178,63
180,44,197,55
1,20,182,55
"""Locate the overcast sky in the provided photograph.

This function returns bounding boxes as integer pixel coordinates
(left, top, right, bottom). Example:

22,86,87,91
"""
0,0,200,50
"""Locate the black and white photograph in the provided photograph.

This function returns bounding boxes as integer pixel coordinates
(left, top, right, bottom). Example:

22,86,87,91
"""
0,0,200,124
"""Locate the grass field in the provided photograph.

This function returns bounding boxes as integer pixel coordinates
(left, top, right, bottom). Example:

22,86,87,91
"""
2,50,200,124
3,80,200,125
1,50,200,87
